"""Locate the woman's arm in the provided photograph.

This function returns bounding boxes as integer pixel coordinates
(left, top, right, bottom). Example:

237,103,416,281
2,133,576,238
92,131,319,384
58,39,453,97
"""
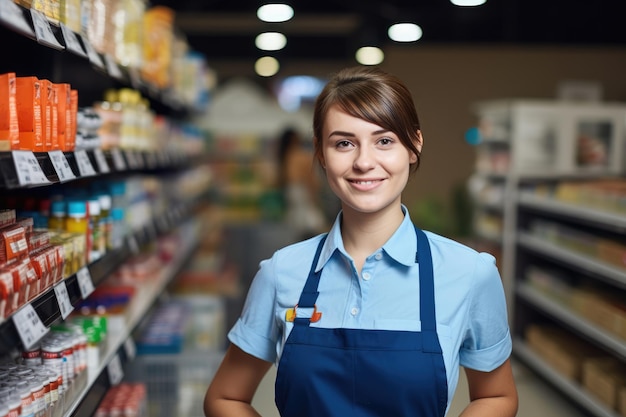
204,343,273,417
459,358,518,417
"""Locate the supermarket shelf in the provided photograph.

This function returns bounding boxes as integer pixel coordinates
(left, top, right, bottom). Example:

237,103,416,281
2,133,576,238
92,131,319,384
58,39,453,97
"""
517,283,626,360
0,200,193,359
0,149,190,189
517,232,626,289
513,339,622,417
67,220,200,417
518,193,626,232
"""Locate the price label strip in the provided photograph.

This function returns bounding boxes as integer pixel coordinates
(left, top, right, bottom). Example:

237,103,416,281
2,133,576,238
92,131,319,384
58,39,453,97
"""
93,149,110,173
74,149,97,177
104,55,124,80
107,354,124,386
30,9,64,50
76,267,95,298
59,23,87,58
12,304,50,350
48,150,76,182
54,281,73,320
12,150,50,186
0,0,35,37
82,38,105,70
110,148,126,171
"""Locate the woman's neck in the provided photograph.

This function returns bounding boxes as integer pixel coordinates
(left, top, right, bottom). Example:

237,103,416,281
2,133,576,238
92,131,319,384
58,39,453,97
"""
340,204,405,272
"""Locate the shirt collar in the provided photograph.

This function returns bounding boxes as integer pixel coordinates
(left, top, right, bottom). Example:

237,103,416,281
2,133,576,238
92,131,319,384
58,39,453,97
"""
315,205,417,272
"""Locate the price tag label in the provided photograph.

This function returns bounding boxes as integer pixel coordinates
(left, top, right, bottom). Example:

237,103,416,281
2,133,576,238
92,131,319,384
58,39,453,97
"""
76,267,95,298
124,338,136,361
107,354,124,385
124,150,138,170
82,38,105,70
0,0,34,36
30,9,64,50
74,150,97,177
93,149,110,173
54,281,73,320
110,148,126,171
13,304,49,350
48,150,76,182
12,150,50,185
103,55,124,80
60,23,86,57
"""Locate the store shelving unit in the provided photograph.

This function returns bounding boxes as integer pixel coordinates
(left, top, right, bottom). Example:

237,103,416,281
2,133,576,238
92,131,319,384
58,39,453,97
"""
469,99,626,417
0,2,211,415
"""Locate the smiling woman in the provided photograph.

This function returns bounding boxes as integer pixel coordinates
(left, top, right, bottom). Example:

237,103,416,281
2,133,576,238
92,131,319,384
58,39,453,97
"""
204,67,518,417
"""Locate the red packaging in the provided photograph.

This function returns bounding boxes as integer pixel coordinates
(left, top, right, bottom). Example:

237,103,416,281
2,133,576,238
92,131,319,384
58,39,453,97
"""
15,76,44,151
0,225,28,263
0,270,14,320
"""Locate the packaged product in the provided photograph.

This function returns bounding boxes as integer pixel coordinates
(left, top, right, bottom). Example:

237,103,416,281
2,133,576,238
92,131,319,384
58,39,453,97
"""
0,72,19,151
53,83,73,152
39,79,53,151
15,76,44,151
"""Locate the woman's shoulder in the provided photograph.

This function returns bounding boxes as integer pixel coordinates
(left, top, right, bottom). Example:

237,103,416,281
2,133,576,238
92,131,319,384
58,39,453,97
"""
424,230,497,266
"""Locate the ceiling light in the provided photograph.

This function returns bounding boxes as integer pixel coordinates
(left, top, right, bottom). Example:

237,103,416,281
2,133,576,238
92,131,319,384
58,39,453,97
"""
450,0,487,6
388,23,423,42
355,46,384,66
255,56,280,77
257,4,294,22
255,32,287,51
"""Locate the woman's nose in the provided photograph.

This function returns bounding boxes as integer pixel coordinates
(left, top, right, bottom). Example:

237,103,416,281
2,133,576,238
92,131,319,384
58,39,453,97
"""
353,147,375,171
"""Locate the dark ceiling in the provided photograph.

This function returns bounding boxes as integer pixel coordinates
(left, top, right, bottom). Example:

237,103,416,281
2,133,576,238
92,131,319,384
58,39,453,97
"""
150,0,626,64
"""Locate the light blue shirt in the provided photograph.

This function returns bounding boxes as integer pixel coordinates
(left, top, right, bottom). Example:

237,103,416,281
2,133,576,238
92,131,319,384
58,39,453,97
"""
229,206,512,410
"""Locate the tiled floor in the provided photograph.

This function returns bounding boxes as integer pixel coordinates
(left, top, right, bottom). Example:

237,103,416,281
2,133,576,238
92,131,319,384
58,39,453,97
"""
251,359,587,416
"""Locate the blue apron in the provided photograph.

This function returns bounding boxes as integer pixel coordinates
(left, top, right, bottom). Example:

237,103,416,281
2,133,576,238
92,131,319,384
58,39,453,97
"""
275,226,448,417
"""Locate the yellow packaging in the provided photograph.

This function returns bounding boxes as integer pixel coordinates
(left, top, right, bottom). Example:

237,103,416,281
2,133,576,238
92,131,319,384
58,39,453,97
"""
60,0,81,33
142,6,174,88
0,73,19,151
32,0,61,24
15,76,44,151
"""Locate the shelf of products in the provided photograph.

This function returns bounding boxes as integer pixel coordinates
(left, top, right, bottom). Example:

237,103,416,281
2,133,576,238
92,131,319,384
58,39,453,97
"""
0,1,215,415
468,100,626,417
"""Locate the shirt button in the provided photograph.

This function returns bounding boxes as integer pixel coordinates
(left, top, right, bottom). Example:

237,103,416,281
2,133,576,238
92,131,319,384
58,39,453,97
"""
375,253,382,260
362,272,371,281
350,307,359,316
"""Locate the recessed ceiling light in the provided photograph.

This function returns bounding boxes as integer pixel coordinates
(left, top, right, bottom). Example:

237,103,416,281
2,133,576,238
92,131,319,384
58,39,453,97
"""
388,23,423,42
355,46,384,66
450,0,487,6
255,56,280,77
257,4,294,23
255,32,287,51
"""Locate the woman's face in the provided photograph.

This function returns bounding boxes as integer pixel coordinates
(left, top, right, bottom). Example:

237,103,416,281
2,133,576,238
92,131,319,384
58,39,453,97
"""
320,105,421,216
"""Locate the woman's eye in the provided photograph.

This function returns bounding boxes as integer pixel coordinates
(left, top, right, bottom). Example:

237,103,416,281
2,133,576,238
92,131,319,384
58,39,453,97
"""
378,137,393,146
336,140,353,148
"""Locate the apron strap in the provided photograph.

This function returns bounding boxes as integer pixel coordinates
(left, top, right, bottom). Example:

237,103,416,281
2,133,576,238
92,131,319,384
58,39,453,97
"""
415,226,441,353
295,234,327,324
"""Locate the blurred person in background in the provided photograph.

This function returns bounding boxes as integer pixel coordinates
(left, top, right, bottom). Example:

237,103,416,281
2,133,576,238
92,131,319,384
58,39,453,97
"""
276,127,327,238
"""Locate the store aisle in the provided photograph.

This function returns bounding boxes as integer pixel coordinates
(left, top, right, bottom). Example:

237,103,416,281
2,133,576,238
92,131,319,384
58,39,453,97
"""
251,359,587,416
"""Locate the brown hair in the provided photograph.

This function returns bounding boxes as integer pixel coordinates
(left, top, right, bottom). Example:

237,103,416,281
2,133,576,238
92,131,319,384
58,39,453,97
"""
313,66,422,172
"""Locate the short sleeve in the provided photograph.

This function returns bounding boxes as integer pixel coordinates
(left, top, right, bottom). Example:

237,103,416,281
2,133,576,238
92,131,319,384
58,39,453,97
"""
459,252,512,371
228,255,279,363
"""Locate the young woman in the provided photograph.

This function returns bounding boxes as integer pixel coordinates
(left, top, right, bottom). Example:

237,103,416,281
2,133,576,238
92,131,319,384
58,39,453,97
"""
204,66,518,417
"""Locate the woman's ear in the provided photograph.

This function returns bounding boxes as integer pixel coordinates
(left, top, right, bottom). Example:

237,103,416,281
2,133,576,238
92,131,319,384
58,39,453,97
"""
410,130,423,163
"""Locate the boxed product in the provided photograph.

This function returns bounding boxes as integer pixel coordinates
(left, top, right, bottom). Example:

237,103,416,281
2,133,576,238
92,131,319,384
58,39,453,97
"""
15,76,44,151
0,72,19,151
582,357,626,411
526,324,604,381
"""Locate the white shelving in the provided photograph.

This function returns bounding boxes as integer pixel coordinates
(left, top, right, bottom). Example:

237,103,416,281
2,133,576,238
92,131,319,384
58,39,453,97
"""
469,99,626,417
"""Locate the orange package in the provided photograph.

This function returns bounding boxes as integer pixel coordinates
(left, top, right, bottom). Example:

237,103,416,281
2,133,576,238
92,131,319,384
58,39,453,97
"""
54,83,73,152
0,72,19,151
15,76,44,151
69,89,78,150
40,79,53,151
